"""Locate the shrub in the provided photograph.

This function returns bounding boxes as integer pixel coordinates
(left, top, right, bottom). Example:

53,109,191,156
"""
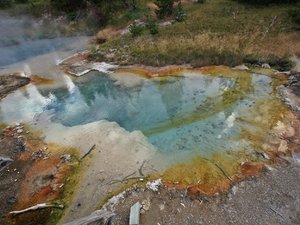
0,0,13,8
235,0,299,5
156,0,174,19
129,21,144,37
145,14,159,35
288,8,300,26
174,2,186,22
50,0,85,13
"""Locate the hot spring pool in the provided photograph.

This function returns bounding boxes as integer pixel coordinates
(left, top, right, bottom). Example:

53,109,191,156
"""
0,67,287,157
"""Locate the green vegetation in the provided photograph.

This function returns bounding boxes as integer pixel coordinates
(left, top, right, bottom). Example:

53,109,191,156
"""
235,0,299,5
145,14,159,35
91,0,300,70
289,7,300,27
129,21,144,37
0,0,13,8
174,2,187,22
156,0,174,18
1,0,299,69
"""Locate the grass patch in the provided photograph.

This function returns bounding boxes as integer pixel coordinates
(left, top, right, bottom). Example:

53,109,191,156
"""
92,0,300,69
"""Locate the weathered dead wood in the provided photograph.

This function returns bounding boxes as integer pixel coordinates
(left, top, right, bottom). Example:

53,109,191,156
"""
262,16,278,39
214,163,235,185
138,160,147,176
80,144,96,160
107,175,146,185
9,203,64,216
203,158,234,185
64,210,115,225
270,207,284,219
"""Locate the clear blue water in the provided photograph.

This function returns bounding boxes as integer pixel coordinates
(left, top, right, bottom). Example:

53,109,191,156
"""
0,70,276,155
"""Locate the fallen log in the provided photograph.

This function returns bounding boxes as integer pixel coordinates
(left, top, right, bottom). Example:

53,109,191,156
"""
9,203,64,216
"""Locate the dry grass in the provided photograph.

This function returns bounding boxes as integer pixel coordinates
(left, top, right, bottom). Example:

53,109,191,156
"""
93,0,300,69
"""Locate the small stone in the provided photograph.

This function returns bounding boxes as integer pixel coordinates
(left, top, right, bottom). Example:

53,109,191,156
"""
159,204,165,211
278,140,288,153
141,198,151,211
15,123,20,126
285,126,295,138
16,129,23,134
60,154,71,162
234,64,249,70
262,63,271,69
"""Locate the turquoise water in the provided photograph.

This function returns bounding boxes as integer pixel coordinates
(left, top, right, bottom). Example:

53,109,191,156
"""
0,70,277,155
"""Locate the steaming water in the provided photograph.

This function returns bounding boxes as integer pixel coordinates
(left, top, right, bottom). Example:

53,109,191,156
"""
0,12,88,68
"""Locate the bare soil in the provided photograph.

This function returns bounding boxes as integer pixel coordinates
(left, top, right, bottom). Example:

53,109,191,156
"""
0,128,27,224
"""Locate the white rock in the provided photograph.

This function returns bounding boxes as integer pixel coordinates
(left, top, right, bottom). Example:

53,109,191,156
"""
146,179,162,192
278,140,288,153
16,129,23,134
262,63,271,69
234,64,249,70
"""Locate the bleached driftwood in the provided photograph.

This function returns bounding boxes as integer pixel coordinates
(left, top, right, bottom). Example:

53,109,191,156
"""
9,203,64,216
64,210,115,225
80,144,96,160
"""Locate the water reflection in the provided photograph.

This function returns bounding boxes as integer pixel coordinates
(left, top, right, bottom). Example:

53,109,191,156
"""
0,70,280,155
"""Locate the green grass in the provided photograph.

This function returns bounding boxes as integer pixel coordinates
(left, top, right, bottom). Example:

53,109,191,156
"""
92,0,300,70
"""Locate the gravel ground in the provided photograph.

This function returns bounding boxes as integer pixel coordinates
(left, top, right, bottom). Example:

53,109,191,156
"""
110,162,300,225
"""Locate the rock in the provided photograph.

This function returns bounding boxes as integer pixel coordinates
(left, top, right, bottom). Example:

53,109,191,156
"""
16,129,23,134
146,179,162,192
159,204,165,211
262,63,271,69
108,48,117,53
0,157,13,171
60,154,71,163
278,140,288,153
285,126,295,138
234,64,249,70
141,198,151,212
